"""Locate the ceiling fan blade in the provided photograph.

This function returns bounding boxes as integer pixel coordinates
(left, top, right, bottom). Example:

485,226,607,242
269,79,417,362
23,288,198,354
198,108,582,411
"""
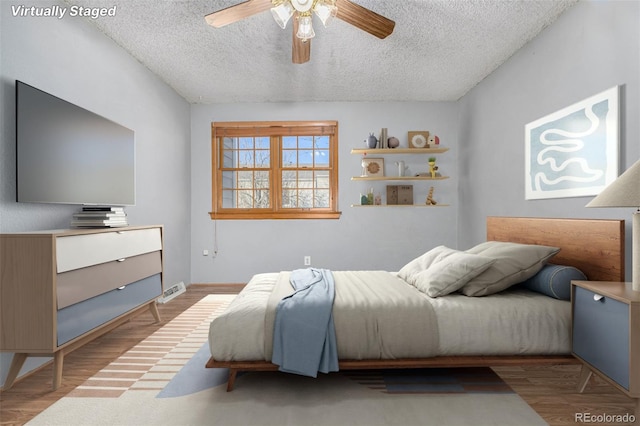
335,0,395,39
205,0,273,28
292,19,310,64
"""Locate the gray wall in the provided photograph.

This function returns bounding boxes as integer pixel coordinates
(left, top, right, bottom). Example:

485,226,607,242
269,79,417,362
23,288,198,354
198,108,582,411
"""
458,0,640,280
190,102,459,283
0,1,191,385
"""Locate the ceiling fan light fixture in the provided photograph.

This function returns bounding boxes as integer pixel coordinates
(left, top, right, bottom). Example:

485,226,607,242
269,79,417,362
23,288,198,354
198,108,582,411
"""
296,13,315,41
313,1,337,27
290,0,313,13
271,1,295,29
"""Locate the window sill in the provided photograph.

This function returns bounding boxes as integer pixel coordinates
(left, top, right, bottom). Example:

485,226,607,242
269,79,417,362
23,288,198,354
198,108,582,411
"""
208,211,342,220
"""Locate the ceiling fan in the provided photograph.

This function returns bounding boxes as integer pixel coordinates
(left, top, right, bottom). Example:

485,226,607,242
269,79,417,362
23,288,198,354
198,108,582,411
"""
205,0,395,64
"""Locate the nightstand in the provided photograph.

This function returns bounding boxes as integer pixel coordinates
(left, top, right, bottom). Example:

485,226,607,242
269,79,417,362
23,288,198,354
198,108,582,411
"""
571,280,640,419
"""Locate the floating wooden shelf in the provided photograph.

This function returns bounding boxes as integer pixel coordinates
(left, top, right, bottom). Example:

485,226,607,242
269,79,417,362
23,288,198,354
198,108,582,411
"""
351,176,449,181
351,148,449,155
350,204,450,208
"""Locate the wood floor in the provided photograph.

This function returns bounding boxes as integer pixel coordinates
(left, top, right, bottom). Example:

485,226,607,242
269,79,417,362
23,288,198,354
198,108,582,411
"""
0,283,637,426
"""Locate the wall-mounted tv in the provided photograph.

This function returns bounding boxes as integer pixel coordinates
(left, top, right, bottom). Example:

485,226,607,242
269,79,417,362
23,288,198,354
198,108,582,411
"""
16,80,135,206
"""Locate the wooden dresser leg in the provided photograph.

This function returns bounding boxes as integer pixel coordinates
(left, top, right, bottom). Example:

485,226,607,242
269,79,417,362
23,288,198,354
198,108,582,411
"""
577,364,593,393
149,302,161,323
53,351,64,390
3,353,28,390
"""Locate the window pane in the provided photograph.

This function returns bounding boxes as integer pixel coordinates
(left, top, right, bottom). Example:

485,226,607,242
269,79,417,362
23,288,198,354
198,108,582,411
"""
237,189,253,207
222,190,235,208
255,149,270,168
299,150,313,167
282,189,297,208
299,190,313,208
283,136,297,149
221,138,237,168
255,137,270,149
298,170,313,188
221,171,235,189
282,149,297,167
238,137,253,149
315,190,330,208
237,171,253,188
314,149,330,166
299,136,314,149
315,136,329,149
255,189,270,208
255,171,270,188
315,171,329,188
282,170,296,188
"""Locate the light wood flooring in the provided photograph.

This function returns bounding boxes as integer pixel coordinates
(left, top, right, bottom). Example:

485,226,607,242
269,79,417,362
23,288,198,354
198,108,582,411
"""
0,283,637,426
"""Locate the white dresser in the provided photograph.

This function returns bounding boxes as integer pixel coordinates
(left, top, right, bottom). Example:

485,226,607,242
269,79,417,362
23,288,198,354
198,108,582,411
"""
0,225,164,390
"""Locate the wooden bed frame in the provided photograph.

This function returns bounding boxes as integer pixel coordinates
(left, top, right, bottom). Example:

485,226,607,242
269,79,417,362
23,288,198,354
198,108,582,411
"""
206,216,625,391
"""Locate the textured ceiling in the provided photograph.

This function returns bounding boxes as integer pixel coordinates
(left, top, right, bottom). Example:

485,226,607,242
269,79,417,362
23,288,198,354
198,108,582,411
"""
64,0,578,104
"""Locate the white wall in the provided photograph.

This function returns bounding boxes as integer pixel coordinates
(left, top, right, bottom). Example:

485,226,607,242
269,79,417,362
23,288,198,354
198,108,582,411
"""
190,102,459,283
0,0,191,386
457,0,640,280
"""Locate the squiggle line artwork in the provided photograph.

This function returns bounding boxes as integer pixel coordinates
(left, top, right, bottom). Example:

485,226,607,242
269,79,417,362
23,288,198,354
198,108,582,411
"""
533,104,603,191
525,86,618,200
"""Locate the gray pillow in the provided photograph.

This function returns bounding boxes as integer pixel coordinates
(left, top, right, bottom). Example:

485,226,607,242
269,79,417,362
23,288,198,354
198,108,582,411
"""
521,264,586,300
461,241,560,296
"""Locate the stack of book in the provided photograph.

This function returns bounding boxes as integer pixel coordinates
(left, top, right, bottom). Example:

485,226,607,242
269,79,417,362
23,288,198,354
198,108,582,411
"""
72,207,128,228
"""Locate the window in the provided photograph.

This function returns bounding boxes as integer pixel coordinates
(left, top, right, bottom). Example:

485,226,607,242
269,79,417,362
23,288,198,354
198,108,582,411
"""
210,121,340,220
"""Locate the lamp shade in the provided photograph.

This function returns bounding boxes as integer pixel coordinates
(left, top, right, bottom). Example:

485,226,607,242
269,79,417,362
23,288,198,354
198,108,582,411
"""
296,14,315,41
271,2,294,29
586,158,640,208
314,2,337,27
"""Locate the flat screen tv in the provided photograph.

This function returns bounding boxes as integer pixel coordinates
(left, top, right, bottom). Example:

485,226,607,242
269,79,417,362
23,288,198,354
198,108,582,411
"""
16,80,135,206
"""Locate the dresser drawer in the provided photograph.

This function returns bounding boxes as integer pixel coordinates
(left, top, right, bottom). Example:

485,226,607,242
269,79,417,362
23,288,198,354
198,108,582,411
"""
572,285,630,390
57,251,162,309
56,227,162,273
57,274,162,346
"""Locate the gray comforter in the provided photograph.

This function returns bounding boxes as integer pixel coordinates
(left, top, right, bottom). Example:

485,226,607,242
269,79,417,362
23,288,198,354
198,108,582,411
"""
265,270,439,361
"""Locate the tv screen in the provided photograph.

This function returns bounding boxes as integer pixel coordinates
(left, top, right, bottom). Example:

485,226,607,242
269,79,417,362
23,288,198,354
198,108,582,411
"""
16,80,135,206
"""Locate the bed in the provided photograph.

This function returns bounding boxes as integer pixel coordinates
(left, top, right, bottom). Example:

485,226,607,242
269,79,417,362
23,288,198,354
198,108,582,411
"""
206,216,625,391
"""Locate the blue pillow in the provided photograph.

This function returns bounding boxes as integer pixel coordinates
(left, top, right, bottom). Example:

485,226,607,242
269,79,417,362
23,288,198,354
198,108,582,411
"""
521,264,586,300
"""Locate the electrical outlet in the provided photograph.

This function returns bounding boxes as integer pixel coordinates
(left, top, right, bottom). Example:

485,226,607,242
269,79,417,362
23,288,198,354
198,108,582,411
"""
304,256,311,266
203,249,209,256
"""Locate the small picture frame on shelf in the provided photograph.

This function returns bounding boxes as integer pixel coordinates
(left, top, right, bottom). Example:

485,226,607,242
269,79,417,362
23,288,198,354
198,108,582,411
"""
408,131,430,149
361,158,384,177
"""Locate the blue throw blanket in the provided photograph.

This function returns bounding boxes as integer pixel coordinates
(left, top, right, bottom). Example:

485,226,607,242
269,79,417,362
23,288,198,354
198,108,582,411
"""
271,268,339,377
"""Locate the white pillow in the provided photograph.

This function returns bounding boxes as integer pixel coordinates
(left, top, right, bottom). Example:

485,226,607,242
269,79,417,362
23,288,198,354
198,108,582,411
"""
411,252,496,297
461,241,560,296
398,246,456,282
399,246,496,297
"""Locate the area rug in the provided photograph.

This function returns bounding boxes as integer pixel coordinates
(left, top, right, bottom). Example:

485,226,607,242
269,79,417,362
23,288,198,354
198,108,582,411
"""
28,294,547,426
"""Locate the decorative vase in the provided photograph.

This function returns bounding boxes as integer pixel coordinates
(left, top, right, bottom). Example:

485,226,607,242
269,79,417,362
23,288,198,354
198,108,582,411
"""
366,133,378,149
387,136,399,148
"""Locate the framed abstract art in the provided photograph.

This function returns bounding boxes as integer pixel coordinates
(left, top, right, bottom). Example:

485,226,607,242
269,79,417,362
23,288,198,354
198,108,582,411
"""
525,86,619,200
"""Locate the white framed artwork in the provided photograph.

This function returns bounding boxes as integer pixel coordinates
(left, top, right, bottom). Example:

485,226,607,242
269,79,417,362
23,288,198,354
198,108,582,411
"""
525,86,619,200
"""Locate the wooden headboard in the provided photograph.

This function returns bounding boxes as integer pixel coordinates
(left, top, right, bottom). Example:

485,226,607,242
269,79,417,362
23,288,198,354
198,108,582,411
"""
486,216,625,282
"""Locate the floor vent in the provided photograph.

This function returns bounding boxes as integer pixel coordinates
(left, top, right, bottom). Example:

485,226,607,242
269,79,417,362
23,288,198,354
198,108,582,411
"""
157,282,186,304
